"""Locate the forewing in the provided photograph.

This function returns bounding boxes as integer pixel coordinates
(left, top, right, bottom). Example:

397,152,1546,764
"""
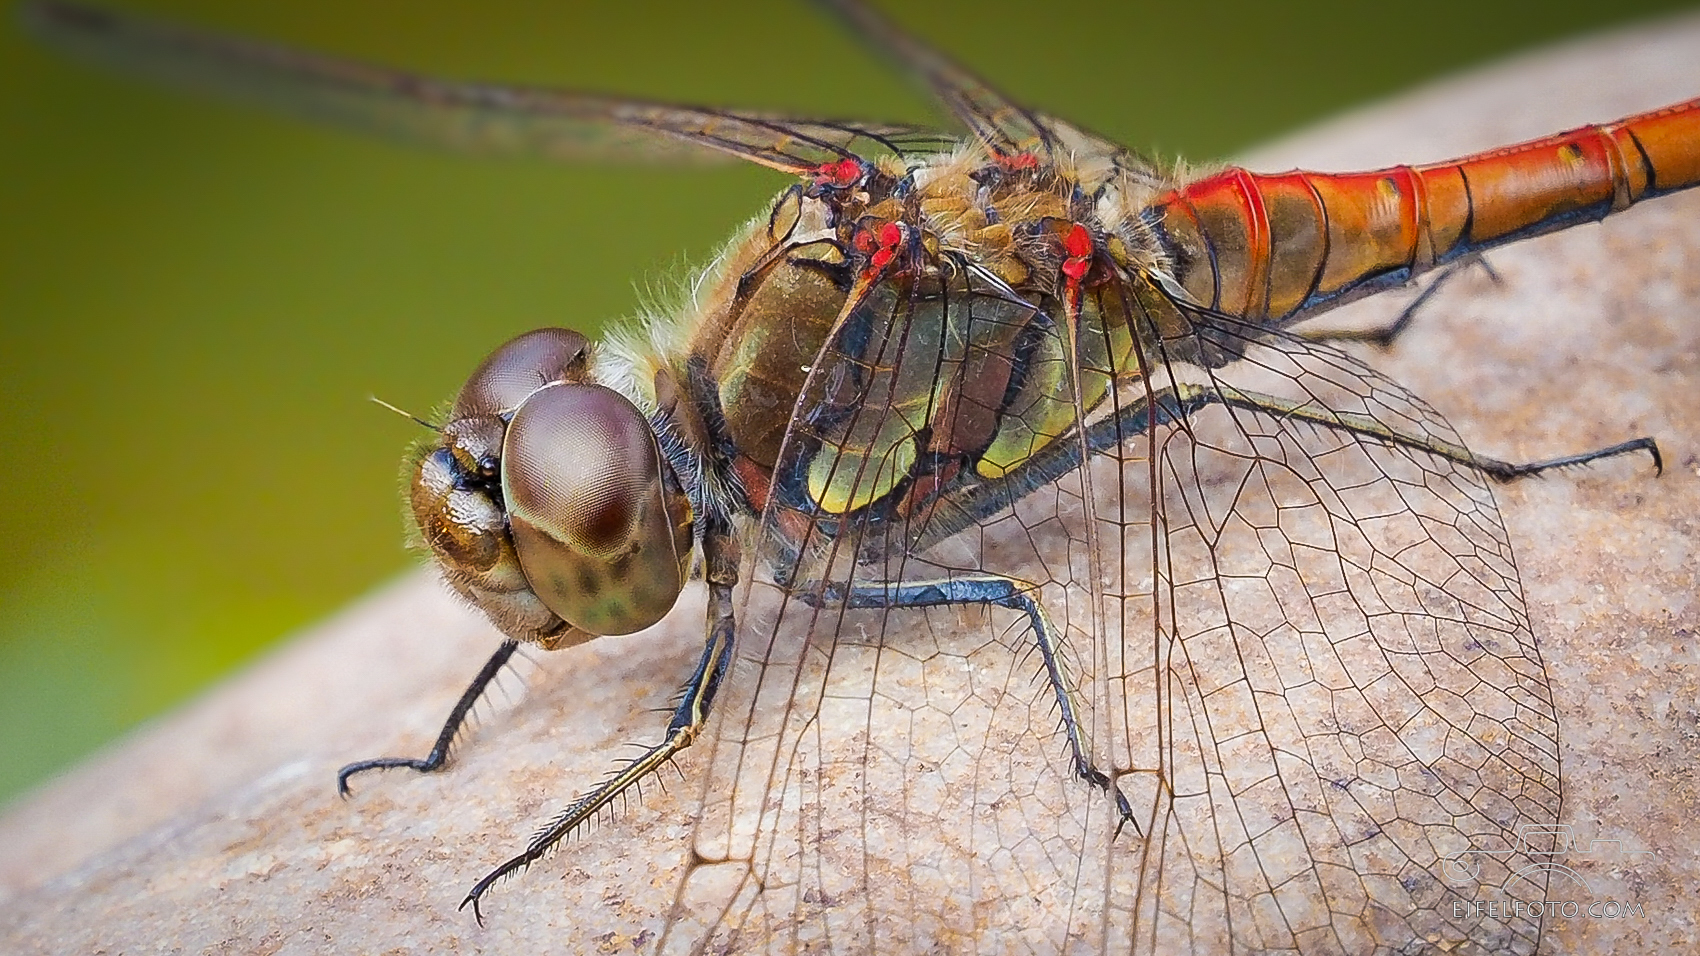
662,264,1131,951
23,1,955,174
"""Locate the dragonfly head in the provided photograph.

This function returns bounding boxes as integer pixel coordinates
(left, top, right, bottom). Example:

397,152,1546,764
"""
409,328,694,647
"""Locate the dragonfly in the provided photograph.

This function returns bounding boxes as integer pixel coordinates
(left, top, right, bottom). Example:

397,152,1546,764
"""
27,1,1695,952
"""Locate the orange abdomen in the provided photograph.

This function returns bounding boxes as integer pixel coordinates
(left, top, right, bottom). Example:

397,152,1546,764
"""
1150,97,1700,323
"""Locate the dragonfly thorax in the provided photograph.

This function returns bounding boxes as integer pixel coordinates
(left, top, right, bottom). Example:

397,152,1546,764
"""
661,152,1185,548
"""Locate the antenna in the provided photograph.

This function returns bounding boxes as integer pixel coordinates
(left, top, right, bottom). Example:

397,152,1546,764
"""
369,395,437,431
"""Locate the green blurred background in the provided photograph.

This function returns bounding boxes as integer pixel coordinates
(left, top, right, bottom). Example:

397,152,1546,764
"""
3,0,1694,804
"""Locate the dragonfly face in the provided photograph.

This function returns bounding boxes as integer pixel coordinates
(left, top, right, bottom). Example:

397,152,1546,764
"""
26,0,1691,951
411,328,693,648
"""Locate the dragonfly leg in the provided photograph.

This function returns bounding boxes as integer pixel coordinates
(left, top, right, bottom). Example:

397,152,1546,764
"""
459,529,740,924
1185,381,1662,481
805,575,1140,836
1300,254,1500,348
908,375,1658,557
336,639,521,797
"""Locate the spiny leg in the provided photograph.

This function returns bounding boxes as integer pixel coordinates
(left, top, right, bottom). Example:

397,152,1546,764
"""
1300,255,1500,348
907,376,1659,557
337,638,521,797
460,547,740,923
805,574,1139,836
1188,381,1662,481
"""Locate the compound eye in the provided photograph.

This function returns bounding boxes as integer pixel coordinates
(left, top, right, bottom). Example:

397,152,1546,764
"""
453,328,589,419
501,383,691,636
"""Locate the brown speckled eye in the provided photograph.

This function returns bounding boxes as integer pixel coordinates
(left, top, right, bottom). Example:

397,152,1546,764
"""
452,327,589,420
501,382,692,636
401,323,615,643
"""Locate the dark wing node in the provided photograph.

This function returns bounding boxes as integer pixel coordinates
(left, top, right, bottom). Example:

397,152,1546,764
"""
22,0,956,174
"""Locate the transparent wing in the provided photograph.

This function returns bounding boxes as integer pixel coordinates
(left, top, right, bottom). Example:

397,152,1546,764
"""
815,0,1160,185
661,267,1559,952
23,1,956,174
1102,317,1558,954
666,260,1111,951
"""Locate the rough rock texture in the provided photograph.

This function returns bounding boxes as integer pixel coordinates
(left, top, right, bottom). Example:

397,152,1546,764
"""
3,14,1697,955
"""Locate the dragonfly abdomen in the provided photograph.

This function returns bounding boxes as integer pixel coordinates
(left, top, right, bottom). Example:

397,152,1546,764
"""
1150,96,1700,324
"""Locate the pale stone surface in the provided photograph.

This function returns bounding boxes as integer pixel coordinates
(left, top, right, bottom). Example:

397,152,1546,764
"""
3,13,1697,955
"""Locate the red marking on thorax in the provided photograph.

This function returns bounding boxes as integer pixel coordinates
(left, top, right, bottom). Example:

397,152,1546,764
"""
998,151,1040,171
813,158,862,188
1063,223,1093,258
1060,223,1094,281
857,220,906,276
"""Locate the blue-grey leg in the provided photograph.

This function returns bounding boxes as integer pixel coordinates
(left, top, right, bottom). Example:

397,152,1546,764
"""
460,525,742,923
1299,254,1500,348
908,378,1660,558
807,574,1140,836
